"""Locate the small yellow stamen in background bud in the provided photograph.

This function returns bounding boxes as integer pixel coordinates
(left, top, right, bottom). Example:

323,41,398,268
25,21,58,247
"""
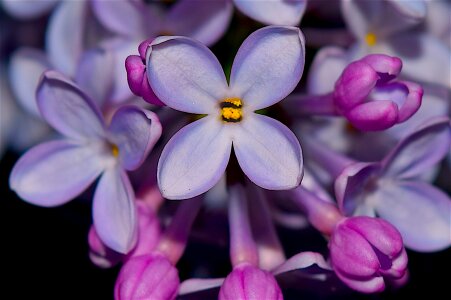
111,144,119,157
220,97,243,123
365,33,377,47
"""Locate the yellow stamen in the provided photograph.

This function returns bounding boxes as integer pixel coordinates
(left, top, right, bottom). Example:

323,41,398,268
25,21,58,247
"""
111,144,119,157
220,97,243,122
365,33,377,47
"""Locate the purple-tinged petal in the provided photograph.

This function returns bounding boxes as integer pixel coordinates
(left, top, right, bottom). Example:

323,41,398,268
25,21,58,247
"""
115,253,179,300
46,0,88,76
108,106,162,171
335,162,381,216
307,46,348,94
273,251,332,275
360,54,402,79
37,71,106,140
10,140,105,206
9,48,52,117
93,167,137,254
179,278,224,296
394,81,422,122
230,26,305,110
382,117,451,179
164,0,233,46
233,114,303,190
234,0,306,26
75,48,114,108
374,181,451,252
345,100,399,131
384,33,451,88
1,0,58,19
91,0,150,38
333,269,385,294
88,226,123,269
158,116,232,200
147,36,228,114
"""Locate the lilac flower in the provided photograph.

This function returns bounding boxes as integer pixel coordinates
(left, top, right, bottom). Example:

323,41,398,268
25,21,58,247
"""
286,54,423,131
9,71,162,253
330,216,408,293
335,118,451,252
1,0,59,19
146,26,305,199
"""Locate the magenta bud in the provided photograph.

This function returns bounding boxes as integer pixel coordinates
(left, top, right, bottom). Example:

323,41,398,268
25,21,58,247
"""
219,263,283,300
88,226,123,268
114,253,180,300
329,216,408,293
125,39,164,106
333,54,422,131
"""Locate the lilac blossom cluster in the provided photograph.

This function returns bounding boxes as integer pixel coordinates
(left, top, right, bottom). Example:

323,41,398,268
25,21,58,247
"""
1,0,450,299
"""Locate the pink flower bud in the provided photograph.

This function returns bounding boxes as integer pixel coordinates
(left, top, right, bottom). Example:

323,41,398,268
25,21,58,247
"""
329,216,408,293
114,253,179,300
125,39,164,106
333,54,422,131
219,263,283,300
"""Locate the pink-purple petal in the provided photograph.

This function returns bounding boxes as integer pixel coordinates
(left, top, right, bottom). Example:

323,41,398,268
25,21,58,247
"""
233,0,306,26
37,71,106,141
46,0,88,76
108,106,162,171
164,0,233,46
233,114,303,190
179,278,224,296
9,48,52,117
93,167,138,254
147,36,228,114
10,140,105,206
158,116,232,200
374,181,451,252
345,100,399,131
230,26,305,111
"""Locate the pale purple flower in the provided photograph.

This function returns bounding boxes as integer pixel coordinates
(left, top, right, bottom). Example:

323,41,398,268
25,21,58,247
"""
1,0,59,19
334,118,451,252
329,216,408,293
9,71,162,253
146,26,305,199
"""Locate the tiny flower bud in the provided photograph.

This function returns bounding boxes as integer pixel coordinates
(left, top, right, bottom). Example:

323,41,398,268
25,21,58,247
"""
114,253,179,300
329,216,408,293
219,263,283,300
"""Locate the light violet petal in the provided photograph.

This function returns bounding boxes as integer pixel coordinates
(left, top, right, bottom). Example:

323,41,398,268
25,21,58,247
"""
158,116,232,200
1,0,57,19
37,71,106,140
341,0,381,39
273,251,332,275
108,106,162,171
10,140,105,206
147,36,228,114
234,0,306,26
75,48,114,108
230,26,305,110
374,181,451,252
307,46,348,94
46,0,88,76
93,167,138,254
233,114,303,190
382,117,451,179
179,278,224,295
345,100,399,131
9,48,52,117
91,0,148,37
164,0,233,46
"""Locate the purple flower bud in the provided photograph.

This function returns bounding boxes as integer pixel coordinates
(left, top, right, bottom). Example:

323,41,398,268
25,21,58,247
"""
333,54,423,131
125,39,164,106
219,263,283,300
329,216,408,293
114,253,179,300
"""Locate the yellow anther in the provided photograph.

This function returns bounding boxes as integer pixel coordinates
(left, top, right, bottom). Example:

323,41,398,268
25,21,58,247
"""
220,98,243,122
111,144,120,157
365,33,377,47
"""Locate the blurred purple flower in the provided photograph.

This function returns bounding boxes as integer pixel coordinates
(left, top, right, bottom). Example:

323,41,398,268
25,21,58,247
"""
146,26,305,199
1,0,59,19
9,71,162,253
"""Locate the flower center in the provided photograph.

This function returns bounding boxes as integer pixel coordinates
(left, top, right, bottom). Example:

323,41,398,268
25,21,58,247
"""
220,98,243,122
111,144,120,157
365,33,377,47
